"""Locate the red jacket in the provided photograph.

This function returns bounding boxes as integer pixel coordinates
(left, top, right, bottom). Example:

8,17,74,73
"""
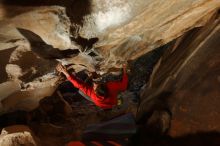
67,71,128,109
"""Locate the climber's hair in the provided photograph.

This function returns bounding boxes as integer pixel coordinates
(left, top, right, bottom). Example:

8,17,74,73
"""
95,83,108,97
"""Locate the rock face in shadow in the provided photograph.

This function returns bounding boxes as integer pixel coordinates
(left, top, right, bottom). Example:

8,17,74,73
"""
0,0,219,113
138,12,220,138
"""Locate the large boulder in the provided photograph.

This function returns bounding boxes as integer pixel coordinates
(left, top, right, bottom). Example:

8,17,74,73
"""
0,125,39,146
138,11,220,137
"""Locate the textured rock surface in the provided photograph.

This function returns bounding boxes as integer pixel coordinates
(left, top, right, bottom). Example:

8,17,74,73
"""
138,11,220,139
0,0,219,113
0,125,38,146
0,0,220,145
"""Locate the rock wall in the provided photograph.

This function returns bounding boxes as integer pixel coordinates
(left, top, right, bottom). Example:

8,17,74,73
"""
138,11,220,138
0,0,219,113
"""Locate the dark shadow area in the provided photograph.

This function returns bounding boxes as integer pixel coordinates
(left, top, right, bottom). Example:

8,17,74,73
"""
88,51,98,57
17,28,80,59
0,110,29,129
30,94,73,124
137,91,172,125
134,91,173,143
131,130,220,146
61,49,80,57
0,47,17,83
2,0,92,26
71,36,99,52
28,70,95,125
128,41,175,92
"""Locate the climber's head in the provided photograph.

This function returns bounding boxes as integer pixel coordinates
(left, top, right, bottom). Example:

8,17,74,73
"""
93,82,108,97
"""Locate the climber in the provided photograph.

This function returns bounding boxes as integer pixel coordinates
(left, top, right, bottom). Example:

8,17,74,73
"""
56,63,128,109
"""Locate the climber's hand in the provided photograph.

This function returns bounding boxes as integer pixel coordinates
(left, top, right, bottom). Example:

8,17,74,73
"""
56,64,69,77
88,72,93,78
122,63,127,72
122,63,131,74
56,63,65,73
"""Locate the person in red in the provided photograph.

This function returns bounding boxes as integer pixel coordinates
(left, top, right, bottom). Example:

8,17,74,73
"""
56,64,128,109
